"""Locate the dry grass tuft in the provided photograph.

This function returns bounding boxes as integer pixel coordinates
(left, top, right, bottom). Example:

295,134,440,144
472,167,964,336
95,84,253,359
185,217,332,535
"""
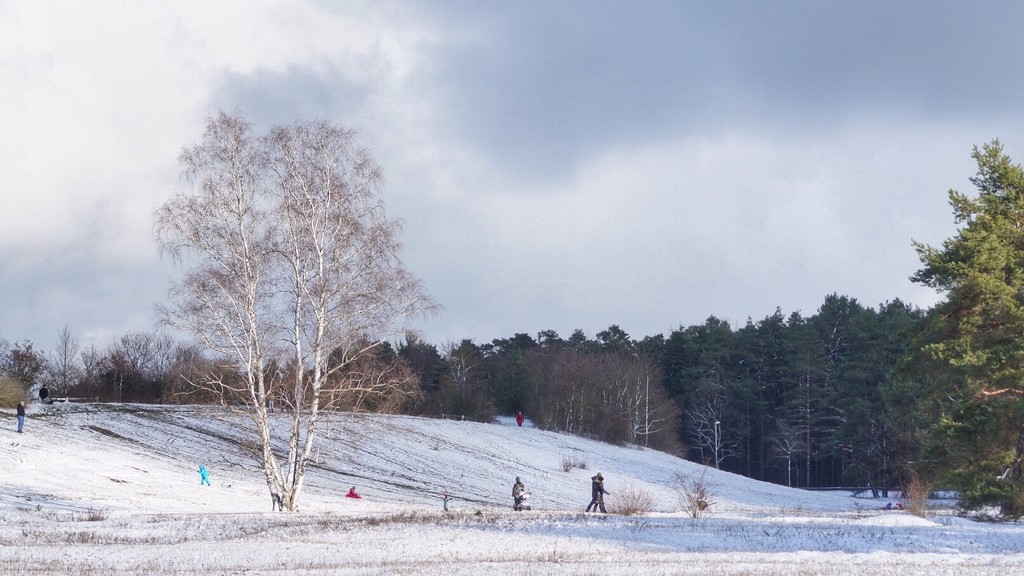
902,470,932,517
0,376,27,409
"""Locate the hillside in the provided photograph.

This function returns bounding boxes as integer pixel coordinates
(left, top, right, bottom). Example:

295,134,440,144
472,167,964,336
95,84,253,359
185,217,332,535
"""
3,402,853,516
4,402,1024,575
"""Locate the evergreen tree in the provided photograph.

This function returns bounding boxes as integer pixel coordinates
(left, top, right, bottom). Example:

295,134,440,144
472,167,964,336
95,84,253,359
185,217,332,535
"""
398,336,443,398
737,309,792,482
911,140,1024,517
596,324,634,353
664,317,736,465
781,311,828,487
434,339,494,421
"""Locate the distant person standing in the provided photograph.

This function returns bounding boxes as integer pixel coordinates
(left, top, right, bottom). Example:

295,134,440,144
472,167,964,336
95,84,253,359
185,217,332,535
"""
586,473,609,513
15,401,25,433
39,384,51,404
515,411,524,427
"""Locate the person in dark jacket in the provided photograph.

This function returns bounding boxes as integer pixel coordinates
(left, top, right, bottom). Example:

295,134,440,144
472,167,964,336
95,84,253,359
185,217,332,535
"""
16,401,25,433
39,385,51,404
512,476,526,511
586,473,609,513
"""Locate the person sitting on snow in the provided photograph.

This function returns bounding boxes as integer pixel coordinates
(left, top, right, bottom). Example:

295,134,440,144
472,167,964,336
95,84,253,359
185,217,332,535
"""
345,486,362,499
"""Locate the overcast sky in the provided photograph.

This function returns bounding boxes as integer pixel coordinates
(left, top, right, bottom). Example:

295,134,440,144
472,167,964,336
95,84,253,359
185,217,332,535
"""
3,0,1024,352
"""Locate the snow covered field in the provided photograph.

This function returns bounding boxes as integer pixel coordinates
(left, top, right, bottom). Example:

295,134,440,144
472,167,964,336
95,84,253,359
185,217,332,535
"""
1,403,1022,575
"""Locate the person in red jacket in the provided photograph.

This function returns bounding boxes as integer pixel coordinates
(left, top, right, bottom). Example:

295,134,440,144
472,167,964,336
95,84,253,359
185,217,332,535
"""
515,411,524,427
345,486,362,499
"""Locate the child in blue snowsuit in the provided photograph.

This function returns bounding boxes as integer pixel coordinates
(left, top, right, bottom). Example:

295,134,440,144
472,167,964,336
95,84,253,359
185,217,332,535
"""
198,465,211,486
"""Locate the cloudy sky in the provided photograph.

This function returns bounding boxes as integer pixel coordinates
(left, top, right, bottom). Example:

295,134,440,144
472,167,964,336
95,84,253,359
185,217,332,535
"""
3,0,1024,352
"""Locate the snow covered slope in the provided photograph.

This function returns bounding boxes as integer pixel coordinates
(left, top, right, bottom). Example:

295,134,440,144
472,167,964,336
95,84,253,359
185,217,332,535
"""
4,402,1024,576
2,402,854,515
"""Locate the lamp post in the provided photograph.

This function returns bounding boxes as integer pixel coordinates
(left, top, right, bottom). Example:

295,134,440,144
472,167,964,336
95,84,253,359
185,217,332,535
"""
714,420,721,469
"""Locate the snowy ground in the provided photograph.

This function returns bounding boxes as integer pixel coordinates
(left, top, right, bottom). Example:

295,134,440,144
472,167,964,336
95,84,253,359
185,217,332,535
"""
1,402,1022,575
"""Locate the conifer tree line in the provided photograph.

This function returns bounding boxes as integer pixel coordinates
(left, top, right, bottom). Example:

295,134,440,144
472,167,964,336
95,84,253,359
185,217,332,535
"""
3,138,1024,517
395,298,921,494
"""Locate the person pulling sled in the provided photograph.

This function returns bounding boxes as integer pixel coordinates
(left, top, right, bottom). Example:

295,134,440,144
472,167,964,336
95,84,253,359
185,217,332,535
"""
512,476,530,511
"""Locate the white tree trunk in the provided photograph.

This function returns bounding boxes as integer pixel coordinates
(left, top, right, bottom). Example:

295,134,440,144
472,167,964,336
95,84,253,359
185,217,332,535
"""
155,112,437,512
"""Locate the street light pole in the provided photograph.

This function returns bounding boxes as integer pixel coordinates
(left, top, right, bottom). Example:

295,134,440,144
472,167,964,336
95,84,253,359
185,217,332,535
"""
714,420,721,469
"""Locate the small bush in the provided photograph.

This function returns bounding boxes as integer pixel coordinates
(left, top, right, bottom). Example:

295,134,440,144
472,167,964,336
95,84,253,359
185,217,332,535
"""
0,376,27,408
607,482,653,516
560,453,588,472
675,467,715,518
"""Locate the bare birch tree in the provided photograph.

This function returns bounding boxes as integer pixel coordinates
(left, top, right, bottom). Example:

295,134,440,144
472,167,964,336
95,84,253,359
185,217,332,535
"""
687,392,733,469
154,111,437,511
604,352,678,449
48,325,81,398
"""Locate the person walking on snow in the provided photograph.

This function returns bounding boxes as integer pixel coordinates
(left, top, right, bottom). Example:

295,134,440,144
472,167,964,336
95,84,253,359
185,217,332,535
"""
515,411,524,427
15,401,25,433
586,473,609,513
198,465,211,486
39,384,50,404
512,476,526,511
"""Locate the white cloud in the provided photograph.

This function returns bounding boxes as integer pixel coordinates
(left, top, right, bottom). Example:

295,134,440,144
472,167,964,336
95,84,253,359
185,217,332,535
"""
0,0,1019,349
0,0,433,345
0,0,425,257
406,117,979,342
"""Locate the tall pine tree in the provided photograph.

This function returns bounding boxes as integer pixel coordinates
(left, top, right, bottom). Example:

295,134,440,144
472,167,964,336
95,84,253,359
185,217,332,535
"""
912,140,1024,517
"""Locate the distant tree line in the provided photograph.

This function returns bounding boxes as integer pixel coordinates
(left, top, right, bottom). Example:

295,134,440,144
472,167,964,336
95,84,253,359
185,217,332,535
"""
0,294,921,494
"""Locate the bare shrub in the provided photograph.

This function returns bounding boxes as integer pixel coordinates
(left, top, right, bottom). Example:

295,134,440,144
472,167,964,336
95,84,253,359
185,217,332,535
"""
902,470,932,517
560,453,588,472
87,508,109,522
675,467,715,518
607,481,653,516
